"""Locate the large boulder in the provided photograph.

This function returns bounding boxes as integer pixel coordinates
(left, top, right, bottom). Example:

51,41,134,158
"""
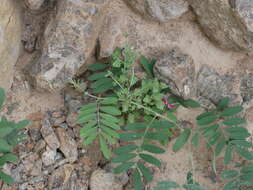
0,0,22,90
189,0,253,51
28,0,109,91
124,0,189,23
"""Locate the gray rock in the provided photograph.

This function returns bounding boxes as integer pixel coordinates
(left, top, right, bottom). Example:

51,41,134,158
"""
27,0,110,91
124,0,189,22
154,47,196,99
56,128,78,163
90,169,125,190
42,146,57,166
24,0,45,10
0,0,22,90
189,0,253,51
196,65,237,107
241,73,253,102
40,117,60,150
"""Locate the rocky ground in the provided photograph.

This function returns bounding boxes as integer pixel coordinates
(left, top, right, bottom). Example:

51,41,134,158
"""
1,0,253,189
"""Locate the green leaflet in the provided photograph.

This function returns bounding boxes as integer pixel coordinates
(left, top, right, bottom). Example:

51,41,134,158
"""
0,154,18,166
145,132,168,141
88,72,107,81
221,170,239,179
223,118,246,126
241,164,253,173
235,146,253,160
100,106,121,116
101,132,117,145
0,171,13,185
239,172,253,182
114,144,138,155
0,88,5,110
100,136,111,159
220,106,243,116
217,97,230,110
0,127,13,137
120,132,143,141
183,99,201,108
15,120,30,130
139,153,161,167
140,55,155,78
76,113,96,124
100,113,120,124
223,179,238,190
80,103,97,111
101,119,120,130
191,132,200,147
150,120,175,130
230,140,253,148
112,153,137,163
197,115,217,126
124,122,147,130
114,162,135,174
100,97,118,105
224,145,233,165
83,132,97,145
133,168,143,190
141,144,165,154
88,63,108,71
101,126,120,139
0,139,11,153
137,162,153,182
215,138,226,156
196,112,215,121
173,129,191,152
153,181,180,190
183,184,206,190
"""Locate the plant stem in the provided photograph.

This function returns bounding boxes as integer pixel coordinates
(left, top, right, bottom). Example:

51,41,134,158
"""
84,92,105,100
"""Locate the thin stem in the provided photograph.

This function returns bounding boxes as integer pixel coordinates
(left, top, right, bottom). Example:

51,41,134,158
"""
130,101,184,131
141,116,157,145
84,92,105,100
128,67,135,93
109,74,124,90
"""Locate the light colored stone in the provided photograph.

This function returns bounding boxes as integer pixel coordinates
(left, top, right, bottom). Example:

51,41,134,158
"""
189,0,253,51
42,146,57,166
124,0,189,22
40,117,60,150
154,47,195,99
0,0,21,90
90,169,124,190
28,0,110,91
25,0,45,10
56,128,78,163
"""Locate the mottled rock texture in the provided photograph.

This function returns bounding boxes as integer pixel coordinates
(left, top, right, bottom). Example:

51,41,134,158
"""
189,0,253,51
0,0,21,90
154,47,195,99
28,0,109,91
124,0,189,22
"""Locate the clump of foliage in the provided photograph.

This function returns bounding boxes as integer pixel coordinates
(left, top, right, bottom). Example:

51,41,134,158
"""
0,88,29,185
73,45,253,190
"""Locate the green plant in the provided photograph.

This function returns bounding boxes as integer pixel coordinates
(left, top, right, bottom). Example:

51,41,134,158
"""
74,45,253,190
0,88,29,185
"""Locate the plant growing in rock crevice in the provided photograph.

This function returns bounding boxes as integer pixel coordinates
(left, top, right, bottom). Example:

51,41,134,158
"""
0,88,29,185
73,45,253,190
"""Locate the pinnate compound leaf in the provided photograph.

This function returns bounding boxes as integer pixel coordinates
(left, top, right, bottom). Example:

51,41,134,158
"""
221,170,239,179
173,129,191,152
139,153,161,167
114,144,138,155
133,168,143,190
114,162,135,174
220,106,243,116
137,162,153,182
